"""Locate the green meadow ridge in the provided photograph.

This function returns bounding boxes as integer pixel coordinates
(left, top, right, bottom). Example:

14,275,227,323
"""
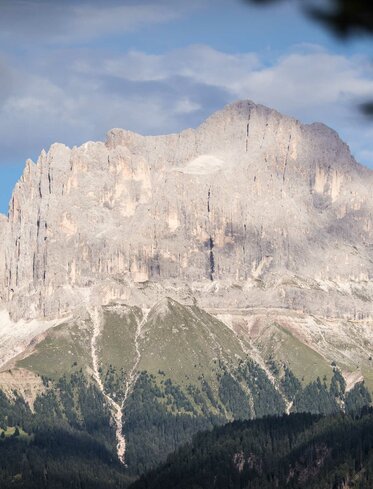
0,298,367,477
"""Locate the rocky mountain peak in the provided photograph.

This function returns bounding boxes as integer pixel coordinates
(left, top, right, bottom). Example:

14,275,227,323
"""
0,100,372,321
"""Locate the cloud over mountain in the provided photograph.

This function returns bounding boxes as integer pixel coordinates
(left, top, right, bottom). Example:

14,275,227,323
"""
0,42,372,166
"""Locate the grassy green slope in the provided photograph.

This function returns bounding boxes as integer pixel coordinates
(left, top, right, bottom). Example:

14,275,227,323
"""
253,322,333,384
123,299,287,474
138,298,246,386
98,305,143,400
17,320,92,380
100,305,143,373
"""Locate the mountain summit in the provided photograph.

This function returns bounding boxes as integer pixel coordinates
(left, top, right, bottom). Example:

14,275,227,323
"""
1,100,372,322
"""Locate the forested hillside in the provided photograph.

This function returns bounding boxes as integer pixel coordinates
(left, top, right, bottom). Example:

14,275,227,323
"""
132,409,373,489
0,368,371,488
0,372,131,488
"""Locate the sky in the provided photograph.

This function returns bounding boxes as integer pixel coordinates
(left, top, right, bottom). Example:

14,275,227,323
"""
0,0,373,214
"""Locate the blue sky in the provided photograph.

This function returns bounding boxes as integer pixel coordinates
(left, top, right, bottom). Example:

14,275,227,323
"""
1,0,373,214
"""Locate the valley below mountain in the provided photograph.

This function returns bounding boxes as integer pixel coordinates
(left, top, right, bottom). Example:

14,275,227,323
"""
0,100,372,486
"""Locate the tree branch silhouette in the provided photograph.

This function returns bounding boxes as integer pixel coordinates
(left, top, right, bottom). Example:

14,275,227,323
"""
246,0,373,116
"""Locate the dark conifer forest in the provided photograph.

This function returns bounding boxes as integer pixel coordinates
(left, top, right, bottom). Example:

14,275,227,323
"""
0,369,372,488
131,409,373,489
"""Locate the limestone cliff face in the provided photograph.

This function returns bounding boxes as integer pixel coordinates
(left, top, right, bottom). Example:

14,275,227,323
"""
0,215,7,299
1,100,373,320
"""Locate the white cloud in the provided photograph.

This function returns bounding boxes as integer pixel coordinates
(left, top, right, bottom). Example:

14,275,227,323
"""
0,43,372,168
74,45,373,165
102,46,260,85
238,51,373,113
0,0,200,43
58,3,189,42
95,46,373,124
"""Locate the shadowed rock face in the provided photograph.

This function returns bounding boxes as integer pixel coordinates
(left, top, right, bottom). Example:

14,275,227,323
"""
1,100,372,321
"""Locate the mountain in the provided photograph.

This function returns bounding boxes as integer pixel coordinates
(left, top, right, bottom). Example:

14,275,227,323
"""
1,100,373,322
0,100,372,478
130,410,373,489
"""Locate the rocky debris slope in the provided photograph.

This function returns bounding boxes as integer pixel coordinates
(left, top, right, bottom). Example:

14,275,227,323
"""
0,100,372,322
0,308,63,370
